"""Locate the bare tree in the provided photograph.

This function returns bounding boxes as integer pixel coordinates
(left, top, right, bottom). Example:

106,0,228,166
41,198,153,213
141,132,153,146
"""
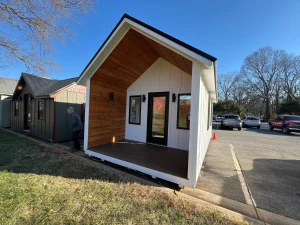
217,73,239,101
280,53,300,102
0,0,95,74
241,46,283,119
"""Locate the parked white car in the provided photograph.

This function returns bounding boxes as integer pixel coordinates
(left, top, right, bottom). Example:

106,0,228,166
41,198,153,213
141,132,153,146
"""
243,116,261,129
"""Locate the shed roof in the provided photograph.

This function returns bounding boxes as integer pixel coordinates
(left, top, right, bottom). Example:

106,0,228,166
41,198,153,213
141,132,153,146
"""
13,73,77,98
0,77,18,95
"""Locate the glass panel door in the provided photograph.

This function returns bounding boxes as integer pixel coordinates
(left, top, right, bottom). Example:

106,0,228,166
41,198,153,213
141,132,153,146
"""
152,96,166,138
147,92,169,145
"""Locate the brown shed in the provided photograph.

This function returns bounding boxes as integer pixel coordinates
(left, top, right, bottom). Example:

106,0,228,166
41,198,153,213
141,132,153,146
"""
11,73,86,142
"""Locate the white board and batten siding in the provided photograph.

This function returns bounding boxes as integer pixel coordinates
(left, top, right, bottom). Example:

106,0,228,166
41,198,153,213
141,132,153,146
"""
188,61,213,186
125,57,191,150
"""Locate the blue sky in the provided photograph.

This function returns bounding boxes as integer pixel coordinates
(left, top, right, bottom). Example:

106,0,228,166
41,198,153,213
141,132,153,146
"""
2,0,300,80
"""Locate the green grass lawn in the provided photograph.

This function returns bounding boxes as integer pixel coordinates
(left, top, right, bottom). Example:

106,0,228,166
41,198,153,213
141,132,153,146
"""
0,130,247,225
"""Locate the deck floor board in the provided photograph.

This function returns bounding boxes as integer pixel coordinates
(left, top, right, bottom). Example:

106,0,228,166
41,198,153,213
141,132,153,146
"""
90,140,188,178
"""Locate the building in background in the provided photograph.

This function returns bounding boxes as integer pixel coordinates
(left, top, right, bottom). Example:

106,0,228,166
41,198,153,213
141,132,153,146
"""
11,73,86,142
0,77,18,127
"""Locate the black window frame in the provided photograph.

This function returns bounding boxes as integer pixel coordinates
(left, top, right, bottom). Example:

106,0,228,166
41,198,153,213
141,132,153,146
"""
14,101,19,117
207,97,211,130
177,93,191,130
37,100,45,120
128,95,142,125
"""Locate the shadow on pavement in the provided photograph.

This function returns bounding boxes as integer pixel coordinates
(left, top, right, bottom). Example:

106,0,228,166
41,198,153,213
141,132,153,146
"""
241,158,300,221
197,129,300,221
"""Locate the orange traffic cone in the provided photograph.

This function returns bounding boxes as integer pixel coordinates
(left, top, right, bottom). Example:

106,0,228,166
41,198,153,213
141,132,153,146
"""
212,132,217,140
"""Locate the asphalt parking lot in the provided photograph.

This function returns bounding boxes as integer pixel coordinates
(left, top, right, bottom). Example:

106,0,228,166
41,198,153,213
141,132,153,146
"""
197,123,300,221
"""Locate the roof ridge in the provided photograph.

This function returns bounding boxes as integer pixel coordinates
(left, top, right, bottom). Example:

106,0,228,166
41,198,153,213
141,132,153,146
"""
58,77,77,82
22,72,58,81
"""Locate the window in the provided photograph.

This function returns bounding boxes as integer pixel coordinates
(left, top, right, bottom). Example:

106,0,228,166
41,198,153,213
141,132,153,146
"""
81,103,85,122
129,96,141,124
177,94,191,129
224,115,240,120
210,103,213,126
38,100,44,120
14,101,19,116
284,116,300,121
207,97,211,130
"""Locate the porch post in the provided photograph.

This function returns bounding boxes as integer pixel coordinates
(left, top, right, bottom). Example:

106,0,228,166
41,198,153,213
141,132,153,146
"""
83,79,90,151
188,61,202,187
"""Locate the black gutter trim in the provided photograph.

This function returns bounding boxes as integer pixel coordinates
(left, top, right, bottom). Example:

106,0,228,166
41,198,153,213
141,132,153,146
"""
77,13,217,82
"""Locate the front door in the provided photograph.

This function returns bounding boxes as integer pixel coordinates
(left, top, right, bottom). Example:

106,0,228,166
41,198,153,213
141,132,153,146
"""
147,92,169,146
24,94,31,130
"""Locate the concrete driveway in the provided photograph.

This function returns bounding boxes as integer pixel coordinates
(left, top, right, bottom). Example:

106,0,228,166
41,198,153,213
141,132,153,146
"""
196,124,300,221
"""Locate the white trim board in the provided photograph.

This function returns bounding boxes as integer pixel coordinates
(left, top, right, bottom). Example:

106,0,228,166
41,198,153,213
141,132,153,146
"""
85,149,192,187
83,79,90,151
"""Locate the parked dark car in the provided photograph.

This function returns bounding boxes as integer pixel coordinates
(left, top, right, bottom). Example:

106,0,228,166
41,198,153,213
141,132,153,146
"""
221,114,242,130
268,115,300,134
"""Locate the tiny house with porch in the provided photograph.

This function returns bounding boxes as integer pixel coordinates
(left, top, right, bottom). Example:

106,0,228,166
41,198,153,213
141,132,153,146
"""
77,14,218,188
11,73,86,142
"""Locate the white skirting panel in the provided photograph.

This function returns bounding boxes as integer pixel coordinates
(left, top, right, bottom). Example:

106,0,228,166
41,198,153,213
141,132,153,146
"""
85,149,192,187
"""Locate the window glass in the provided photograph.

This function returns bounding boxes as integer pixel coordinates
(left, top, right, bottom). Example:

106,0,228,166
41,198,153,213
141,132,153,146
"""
38,100,44,120
276,117,283,121
129,96,141,124
225,115,240,120
207,97,211,130
14,102,19,116
247,117,259,120
177,94,191,129
284,116,300,121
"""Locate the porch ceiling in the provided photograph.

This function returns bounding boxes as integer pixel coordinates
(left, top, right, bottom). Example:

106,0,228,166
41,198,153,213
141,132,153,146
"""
94,28,192,89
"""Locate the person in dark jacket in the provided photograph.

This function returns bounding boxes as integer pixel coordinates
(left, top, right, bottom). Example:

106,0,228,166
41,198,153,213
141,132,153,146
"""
67,107,83,151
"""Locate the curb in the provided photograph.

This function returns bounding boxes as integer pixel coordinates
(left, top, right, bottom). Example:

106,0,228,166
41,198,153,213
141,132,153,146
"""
175,190,264,225
181,187,300,225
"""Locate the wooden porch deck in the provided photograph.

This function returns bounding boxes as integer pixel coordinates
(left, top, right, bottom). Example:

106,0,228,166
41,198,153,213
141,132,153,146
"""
90,140,188,179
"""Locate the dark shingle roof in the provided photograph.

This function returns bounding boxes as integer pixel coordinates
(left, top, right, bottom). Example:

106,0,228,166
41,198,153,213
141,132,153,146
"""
22,73,59,96
37,77,77,96
21,73,77,97
0,77,18,95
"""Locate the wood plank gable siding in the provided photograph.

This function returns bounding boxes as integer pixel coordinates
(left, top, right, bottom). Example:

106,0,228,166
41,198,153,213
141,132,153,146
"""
53,84,86,142
88,28,192,148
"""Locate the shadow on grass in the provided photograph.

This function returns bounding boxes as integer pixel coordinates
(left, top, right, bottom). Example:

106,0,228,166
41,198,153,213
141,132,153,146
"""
0,130,164,187
0,130,187,191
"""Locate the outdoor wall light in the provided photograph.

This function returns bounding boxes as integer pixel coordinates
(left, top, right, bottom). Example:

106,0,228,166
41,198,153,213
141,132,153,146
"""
142,94,146,102
172,93,176,102
109,92,114,101
17,85,22,90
